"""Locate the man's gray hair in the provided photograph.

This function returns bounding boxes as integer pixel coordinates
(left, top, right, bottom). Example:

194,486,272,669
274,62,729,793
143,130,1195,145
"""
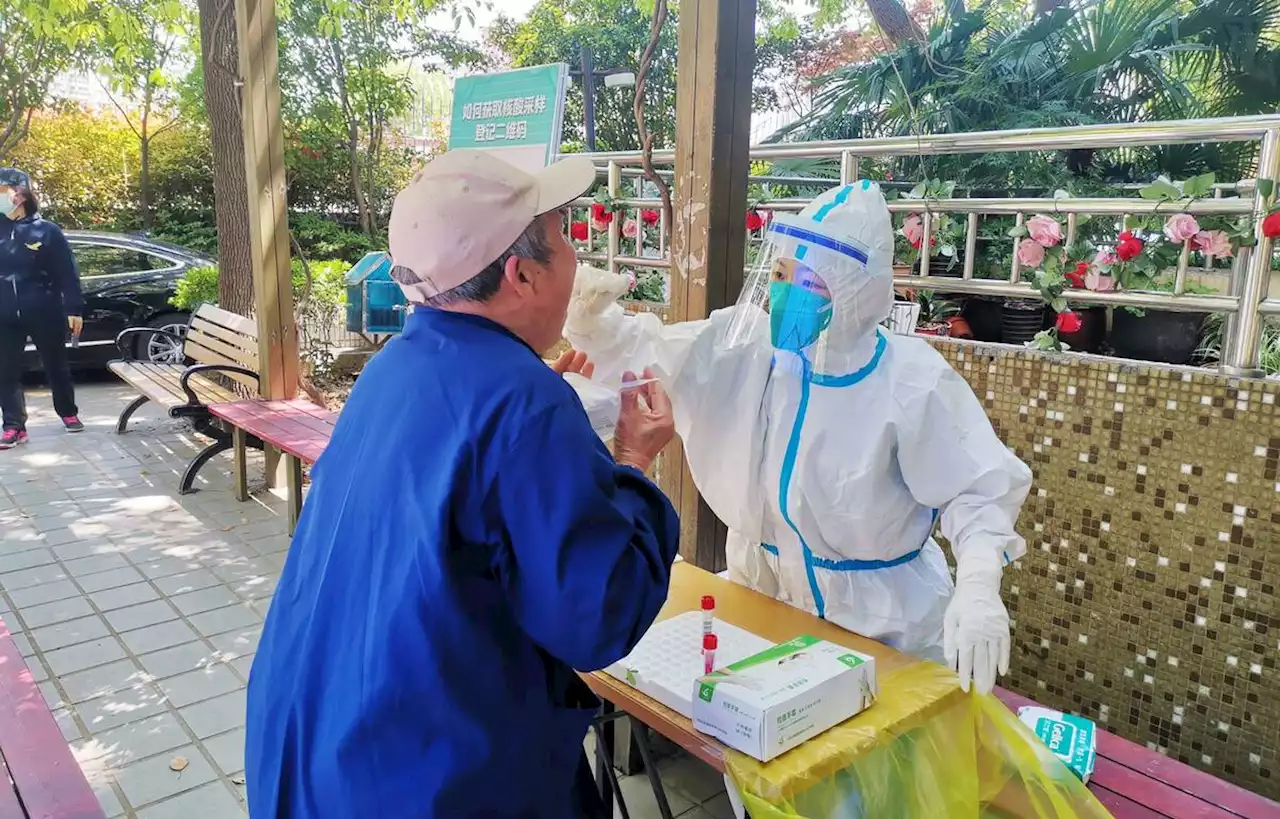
391,217,556,308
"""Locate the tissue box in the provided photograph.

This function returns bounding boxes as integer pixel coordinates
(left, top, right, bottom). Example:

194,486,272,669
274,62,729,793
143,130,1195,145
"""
1018,706,1097,783
691,635,876,762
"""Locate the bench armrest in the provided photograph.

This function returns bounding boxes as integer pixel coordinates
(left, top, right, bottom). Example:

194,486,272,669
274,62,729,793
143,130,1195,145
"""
179,364,261,406
114,326,185,361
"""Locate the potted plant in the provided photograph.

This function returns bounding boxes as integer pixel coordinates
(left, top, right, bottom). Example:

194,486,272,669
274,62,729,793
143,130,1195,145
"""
913,291,963,336
895,180,969,276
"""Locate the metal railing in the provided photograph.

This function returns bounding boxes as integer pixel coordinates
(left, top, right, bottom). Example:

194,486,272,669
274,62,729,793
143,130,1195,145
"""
567,115,1280,376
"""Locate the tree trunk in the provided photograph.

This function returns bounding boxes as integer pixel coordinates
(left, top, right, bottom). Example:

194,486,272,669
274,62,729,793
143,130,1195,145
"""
139,134,153,230
197,0,255,318
866,0,925,44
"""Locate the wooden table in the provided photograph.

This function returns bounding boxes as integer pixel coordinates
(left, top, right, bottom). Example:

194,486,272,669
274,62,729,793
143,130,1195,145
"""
0,618,105,819
584,562,921,775
207,399,339,533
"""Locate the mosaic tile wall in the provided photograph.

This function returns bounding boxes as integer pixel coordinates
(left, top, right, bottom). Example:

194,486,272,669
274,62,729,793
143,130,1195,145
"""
928,338,1279,799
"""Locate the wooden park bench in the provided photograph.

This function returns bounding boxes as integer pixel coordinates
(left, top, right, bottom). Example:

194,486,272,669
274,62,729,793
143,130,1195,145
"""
0,619,106,819
994,688,1280,819
109,304,262,494
208,399,339,534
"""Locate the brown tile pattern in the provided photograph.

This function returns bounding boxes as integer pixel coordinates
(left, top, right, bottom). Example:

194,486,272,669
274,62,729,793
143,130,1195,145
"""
929,338,1279,799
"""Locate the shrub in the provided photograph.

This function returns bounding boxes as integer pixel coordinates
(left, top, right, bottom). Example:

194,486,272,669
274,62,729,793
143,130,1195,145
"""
169,259,350,312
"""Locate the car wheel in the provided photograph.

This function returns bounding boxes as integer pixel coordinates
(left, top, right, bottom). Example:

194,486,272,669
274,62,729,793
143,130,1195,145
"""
136,312,190,364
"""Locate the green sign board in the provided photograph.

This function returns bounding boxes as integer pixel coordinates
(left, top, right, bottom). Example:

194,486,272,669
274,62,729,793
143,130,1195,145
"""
449,63,569,172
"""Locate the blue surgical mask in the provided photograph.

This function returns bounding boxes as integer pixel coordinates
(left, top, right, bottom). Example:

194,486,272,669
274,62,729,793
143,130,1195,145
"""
769,281,833,351
0,195,18,220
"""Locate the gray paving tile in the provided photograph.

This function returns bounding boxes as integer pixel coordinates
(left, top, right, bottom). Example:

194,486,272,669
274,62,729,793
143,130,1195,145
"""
74,712,190,766
138,641,223,680
658,754,728,803
153,569,222,596
0,562,71,590
189,604,261,638
136,556,205,581
31,614,111,652
63,553,133,578
11,631,35,657
77,682,168,733
45,636,129,676
158,664,243,708
202,727,246,776
78,565,147,593
90,582,161,612
53,707,83,741
135,780,245,819
178,689,246,739
91,780,125,819
170,586,241,617
20,594,95,629
61,658,149,703
8,578,82,608
114,742,217,811
208,627,261,659
53,539,121,562
229,654,254,681
120,620,201,656
40,679,68,710
0,546,57,574
104,600,180,633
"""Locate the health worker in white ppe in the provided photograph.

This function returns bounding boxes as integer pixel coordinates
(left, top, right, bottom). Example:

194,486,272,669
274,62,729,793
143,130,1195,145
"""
563,181,1032,695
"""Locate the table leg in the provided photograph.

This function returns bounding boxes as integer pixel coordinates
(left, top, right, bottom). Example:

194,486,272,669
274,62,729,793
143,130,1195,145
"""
286,455,303,535
594,703,618,818
631,717,675,819
232,427,248,502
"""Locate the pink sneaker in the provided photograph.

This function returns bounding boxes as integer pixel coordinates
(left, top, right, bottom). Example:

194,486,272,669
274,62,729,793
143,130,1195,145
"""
0,429,28,449
63,416,85,433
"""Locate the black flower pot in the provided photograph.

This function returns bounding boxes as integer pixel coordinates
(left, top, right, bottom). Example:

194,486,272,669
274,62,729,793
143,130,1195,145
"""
1001,300,1048,347
1109,309,1208,365
962,297,1004,342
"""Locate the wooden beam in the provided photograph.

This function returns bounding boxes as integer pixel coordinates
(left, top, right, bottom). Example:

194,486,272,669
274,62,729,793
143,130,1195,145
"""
235,0,298,401
663,0,756,572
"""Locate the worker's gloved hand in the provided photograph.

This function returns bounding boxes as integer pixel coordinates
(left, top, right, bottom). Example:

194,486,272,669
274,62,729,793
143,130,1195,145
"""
943,547,1010,696
565,264,631,338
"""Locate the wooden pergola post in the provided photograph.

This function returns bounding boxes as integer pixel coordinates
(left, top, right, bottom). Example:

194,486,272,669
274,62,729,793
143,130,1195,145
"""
234,0,298,401
664,0,757,572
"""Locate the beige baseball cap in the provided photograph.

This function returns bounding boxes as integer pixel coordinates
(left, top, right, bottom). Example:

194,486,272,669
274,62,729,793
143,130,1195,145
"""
388,149,596,302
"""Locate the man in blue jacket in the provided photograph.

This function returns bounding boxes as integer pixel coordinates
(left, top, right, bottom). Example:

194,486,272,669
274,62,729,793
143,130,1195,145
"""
0,167,84,448
245,149,681,818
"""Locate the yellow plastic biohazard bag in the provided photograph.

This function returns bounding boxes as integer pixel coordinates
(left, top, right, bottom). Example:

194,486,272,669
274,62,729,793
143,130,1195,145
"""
724,663,1113,818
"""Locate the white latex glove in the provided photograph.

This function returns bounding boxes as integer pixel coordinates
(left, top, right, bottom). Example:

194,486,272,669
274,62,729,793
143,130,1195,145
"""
943,547,1011,695
564,264,631,338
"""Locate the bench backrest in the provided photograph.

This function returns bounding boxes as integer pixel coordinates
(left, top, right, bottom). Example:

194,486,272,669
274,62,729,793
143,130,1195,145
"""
184,304,260,389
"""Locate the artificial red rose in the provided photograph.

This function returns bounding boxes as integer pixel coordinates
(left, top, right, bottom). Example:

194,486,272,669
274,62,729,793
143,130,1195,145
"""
1065,262,1089,289
1055,311,1084,334
591,202,613,224
746,210,765,231
570,221,589,241
1115,231,1145,261
641,209,660,225
1262,210,1280,239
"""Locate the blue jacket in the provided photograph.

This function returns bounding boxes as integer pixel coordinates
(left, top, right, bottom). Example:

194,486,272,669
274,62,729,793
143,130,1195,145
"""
245,309,681,818
0,213,83,320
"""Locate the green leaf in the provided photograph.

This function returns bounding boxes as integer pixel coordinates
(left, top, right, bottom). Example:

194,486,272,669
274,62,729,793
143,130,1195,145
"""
1050,297,1068,313
1139,179,1180,201
1258,178,1275,199
1182,173,1216,199
1008,225,1029,239
907,181,928,200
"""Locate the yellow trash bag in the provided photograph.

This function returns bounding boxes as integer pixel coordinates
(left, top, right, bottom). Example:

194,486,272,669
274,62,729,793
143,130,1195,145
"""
725,663,1113,819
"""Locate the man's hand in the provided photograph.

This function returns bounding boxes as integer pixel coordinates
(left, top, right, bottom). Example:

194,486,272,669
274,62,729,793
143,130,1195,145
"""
68,315,83,337
551,349,595,379
612,368,674,473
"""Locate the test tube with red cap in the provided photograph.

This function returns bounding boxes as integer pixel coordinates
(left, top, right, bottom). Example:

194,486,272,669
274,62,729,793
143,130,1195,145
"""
703,633,718,674
701,595,715,636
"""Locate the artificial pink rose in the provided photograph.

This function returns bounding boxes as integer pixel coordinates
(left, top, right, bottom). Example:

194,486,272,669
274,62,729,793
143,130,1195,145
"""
626,272,637,291
622,218,640,240
1016,238,1046,268
1193,229,1233,257
1094,248,1119,269
591,216,610,232
903,214,924,247
1163,213,1200,244
1026,215,1064,247
1085,271,1116,292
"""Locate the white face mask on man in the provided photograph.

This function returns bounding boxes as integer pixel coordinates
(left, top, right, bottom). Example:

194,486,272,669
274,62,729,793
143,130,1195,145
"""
0,192,20,220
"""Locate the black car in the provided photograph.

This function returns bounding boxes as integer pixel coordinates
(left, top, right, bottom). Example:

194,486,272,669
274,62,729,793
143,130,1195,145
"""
22,231,213,371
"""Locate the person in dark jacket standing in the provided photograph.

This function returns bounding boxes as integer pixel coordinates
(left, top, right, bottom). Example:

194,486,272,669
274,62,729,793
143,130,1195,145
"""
0,167,84,449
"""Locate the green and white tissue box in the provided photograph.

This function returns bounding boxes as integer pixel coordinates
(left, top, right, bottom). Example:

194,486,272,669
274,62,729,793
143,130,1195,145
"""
691,635,876,762
1018,705,1097,783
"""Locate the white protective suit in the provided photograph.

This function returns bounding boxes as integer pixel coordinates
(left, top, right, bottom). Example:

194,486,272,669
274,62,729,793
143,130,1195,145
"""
565,182,1032,693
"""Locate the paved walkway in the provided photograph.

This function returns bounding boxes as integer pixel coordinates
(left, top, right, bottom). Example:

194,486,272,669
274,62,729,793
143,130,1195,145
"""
0,381,732,819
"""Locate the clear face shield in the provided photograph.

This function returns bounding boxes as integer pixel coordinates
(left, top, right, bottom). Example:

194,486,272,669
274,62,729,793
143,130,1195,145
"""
724,215,871,372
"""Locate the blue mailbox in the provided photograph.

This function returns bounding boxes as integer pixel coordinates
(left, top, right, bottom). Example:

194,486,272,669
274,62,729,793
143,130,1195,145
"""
344,251,407,335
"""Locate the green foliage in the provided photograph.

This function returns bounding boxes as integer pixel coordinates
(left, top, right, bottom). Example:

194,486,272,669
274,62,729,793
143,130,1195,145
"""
170,264,219,310
289,212,384,264
170,259,350,311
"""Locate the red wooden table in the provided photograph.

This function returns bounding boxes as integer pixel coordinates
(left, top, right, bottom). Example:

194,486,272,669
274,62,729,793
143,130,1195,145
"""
0,619,106,819
995,688,1280,819
208,399,339,533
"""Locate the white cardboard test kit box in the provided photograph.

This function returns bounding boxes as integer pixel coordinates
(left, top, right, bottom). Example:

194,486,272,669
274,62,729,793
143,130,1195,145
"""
691,635,877,763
